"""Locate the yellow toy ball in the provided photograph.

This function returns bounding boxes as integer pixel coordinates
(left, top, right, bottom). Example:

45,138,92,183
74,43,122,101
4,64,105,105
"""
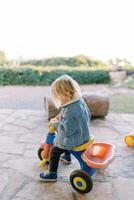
124,135,134,147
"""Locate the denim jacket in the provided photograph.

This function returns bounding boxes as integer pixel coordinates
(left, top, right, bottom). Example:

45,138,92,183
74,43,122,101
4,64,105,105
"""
54,98,91,150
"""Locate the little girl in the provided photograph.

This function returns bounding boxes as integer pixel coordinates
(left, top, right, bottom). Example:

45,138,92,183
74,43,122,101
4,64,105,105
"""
40,75,91,181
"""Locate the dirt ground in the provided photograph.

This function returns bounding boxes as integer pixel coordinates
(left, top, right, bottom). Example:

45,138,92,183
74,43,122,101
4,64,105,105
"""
0,85,134,111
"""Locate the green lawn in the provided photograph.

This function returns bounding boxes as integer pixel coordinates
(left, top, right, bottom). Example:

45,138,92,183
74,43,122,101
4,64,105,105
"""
110,94,134,113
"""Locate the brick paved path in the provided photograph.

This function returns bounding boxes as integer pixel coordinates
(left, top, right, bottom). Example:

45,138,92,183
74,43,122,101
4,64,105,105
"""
0,109,134,200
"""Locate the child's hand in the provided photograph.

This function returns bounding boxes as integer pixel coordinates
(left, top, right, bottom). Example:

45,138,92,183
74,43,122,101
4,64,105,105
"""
50,118,58,124
55,114,60,121
49,118,59,129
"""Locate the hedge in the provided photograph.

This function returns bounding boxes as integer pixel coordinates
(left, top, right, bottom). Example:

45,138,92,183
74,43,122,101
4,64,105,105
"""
0,68,110,85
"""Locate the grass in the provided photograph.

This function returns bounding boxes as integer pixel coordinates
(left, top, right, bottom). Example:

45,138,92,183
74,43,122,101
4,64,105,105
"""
123,80,134,89
110,94,134,113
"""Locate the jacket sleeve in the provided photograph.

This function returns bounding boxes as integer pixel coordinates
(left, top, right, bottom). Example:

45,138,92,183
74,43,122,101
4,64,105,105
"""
57,114,78,137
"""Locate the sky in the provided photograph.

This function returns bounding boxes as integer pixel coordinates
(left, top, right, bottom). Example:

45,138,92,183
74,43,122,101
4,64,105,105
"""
0,0,134,62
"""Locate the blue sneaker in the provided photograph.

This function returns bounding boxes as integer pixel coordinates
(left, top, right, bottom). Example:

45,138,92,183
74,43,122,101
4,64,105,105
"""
60,154,71,164
40,172,57,182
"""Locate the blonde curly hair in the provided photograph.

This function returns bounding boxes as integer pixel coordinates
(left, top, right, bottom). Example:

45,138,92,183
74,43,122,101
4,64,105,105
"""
52,75,82,107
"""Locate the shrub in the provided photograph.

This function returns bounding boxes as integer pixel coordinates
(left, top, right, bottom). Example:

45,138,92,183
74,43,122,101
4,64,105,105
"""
0,68,40,85
0,67,110,85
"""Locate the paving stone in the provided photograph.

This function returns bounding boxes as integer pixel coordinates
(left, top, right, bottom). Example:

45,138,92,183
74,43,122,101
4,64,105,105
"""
91,126,120,143
24,149,38,158
74,182,113,200
0,109,134,200
12,119,40,130
0,109,14,114
24,143,41,159
15,181,73,200
1,123,28,132
0,129,30,136
25,143,40,152
0,169,10,194
11,197,25,200
0,170,31,200
115,142,134,157
18,133,42,144
0,152,21,166
2,157,39,180
0,114,9,121
0,136,25,155
113,177,134,200
11,110,45,118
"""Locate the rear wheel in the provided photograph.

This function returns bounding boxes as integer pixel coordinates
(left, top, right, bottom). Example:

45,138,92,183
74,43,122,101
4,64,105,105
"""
70,169,93,194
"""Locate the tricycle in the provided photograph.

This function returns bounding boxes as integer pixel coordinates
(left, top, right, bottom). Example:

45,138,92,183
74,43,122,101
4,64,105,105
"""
37,126,115,194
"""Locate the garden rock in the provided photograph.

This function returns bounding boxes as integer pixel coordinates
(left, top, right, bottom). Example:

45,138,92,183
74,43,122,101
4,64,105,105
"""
44,92,110,120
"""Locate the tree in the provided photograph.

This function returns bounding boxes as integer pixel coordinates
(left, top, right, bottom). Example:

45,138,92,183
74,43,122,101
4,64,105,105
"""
0,51,7,65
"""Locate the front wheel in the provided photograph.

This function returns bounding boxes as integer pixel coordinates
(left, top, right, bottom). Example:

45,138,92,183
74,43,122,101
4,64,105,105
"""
70,169,93,194
37,147,43,160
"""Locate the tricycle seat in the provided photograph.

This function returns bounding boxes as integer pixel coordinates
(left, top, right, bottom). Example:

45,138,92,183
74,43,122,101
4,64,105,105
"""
72,135,94,151
81,143,115,169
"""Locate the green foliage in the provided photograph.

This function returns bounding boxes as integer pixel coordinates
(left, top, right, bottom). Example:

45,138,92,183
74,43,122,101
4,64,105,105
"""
0,68,40,85
0,67,110,85
20,55,106,67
